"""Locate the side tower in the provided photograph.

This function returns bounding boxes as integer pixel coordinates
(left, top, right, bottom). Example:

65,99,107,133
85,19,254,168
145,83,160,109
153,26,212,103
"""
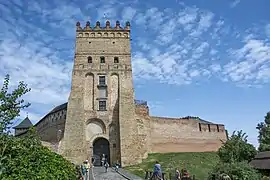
59,20,139,166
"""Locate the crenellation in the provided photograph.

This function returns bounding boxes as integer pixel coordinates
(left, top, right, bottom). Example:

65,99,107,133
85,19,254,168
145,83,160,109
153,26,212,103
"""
76,20,130,32
76,32,129,38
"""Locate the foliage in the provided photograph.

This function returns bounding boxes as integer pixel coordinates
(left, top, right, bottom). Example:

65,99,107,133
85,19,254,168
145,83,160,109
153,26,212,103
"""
208,161,261,180
0,131,78,180
0,75,79,179
0,74,31,134
257,112,270,152
218,130,257,163
125,152,219,179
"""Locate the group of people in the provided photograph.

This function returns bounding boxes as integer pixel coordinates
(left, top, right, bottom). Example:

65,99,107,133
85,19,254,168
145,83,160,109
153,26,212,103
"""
150,161,191,180
175,168,191,180
79,154,110,179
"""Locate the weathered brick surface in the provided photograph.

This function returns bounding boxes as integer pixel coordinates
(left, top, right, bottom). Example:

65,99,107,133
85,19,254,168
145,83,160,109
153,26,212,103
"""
20,21,228,167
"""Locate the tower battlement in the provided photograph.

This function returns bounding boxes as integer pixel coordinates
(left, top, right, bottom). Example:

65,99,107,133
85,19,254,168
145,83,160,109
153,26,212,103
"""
76,21,130,31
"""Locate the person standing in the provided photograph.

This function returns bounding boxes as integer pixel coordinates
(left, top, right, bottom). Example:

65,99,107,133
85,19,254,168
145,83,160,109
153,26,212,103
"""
104,161,109,173
151,161,163,180
91,156,95,167
175,168,181,180
101,154,106,166
80,161,87,180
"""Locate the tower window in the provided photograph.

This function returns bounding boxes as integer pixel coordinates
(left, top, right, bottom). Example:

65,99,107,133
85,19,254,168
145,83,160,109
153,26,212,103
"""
114,57,119,63
98,100,106,111
99,76,106,85
100,56,105,63
87,56,92,63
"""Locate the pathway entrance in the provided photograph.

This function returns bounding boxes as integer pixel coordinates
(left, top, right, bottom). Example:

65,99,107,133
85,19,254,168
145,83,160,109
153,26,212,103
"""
92,137,110,166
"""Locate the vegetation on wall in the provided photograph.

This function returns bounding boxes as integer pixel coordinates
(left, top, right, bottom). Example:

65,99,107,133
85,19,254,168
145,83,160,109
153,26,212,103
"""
0,74,79,180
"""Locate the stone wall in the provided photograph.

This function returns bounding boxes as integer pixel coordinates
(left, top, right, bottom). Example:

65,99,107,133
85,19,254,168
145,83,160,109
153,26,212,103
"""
149,116,226,153
134,104,227,154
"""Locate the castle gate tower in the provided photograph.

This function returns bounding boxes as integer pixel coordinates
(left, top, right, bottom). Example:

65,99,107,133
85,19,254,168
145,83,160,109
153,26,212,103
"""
59,20,139,166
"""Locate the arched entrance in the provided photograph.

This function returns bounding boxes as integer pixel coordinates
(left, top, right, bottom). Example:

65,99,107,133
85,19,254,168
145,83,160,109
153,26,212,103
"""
92,137,110,166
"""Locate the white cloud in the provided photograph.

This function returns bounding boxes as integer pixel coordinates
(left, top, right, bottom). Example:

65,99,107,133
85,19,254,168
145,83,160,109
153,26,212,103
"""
223,38,270,86
230,0,241,8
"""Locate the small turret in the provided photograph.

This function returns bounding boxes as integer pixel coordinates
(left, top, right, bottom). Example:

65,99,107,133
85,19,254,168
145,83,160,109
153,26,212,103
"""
13,116,33,136
95,21,101,29
76,21,82,30
85,21,91,30
115,20,121,29
105,20,111,29
125,21,130,30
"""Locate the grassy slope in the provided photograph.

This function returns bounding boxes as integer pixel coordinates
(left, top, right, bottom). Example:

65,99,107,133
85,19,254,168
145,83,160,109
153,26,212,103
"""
125,152,219,179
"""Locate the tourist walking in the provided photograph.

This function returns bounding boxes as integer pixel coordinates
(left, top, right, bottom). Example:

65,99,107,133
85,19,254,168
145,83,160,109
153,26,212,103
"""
175,168,180,180
91,157,95,167
80,161,87,180
85,159,90,174
150,161,163,180
181,168,190,180
104,161,109,172
101,154,106,166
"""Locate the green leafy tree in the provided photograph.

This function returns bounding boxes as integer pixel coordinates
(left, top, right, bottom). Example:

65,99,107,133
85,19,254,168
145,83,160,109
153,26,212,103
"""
0,75,79,179
0,133,78,180
218,130,257,163
0,74,31,134
257,112,270,152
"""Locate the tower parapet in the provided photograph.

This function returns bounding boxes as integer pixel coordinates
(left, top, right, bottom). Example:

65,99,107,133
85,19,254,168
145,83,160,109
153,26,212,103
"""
76,21,130,31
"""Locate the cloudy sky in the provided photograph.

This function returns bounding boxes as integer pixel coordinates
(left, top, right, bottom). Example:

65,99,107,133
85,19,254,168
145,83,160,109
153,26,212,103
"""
0,0,269,146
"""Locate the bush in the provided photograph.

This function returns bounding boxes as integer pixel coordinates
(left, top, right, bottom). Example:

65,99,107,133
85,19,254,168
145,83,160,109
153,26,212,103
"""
0,133,78,180
218,130,257,163
208,161,261,180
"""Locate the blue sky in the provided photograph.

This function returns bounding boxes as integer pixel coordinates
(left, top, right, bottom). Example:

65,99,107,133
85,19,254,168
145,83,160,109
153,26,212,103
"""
0,0,269,147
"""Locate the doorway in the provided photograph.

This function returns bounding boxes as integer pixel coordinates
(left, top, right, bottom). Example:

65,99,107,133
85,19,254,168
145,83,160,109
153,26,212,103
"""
92,138,110,166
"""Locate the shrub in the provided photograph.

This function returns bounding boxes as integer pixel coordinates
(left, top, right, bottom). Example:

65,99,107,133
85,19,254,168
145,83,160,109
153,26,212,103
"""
0,133,78,180
208,161,261,180
218,130,257,163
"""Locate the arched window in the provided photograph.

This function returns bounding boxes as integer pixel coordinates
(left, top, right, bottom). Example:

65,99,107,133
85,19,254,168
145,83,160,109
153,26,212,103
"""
114,57,119,63
88,56,92,63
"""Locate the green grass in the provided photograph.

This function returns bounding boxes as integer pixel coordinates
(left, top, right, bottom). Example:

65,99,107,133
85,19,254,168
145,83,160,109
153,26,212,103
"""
125,152,219,179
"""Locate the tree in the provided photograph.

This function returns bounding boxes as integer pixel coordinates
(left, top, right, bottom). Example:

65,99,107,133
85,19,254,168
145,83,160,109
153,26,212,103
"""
0,75,80,179
208,162,260,180
208,131,259,179
218,130,257,163
0,74,31,134
257,112,270,152
0,131,78,179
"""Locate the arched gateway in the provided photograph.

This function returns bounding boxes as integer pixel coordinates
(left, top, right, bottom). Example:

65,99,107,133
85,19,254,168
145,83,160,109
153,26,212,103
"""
92,137,110,166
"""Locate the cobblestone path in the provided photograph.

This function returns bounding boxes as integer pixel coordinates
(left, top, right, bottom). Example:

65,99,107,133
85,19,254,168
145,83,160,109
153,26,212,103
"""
91,167,128,180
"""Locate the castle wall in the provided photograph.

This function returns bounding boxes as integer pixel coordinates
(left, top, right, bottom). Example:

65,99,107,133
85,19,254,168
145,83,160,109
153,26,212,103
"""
35,109,66,143
134,104,151,161
149,116,227,153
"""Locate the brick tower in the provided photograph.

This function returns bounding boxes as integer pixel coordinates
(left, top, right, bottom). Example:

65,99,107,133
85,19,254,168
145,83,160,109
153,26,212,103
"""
59,20,139,166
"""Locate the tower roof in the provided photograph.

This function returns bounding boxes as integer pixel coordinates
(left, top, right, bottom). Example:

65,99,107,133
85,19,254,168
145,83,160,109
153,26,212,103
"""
13,116,33,129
